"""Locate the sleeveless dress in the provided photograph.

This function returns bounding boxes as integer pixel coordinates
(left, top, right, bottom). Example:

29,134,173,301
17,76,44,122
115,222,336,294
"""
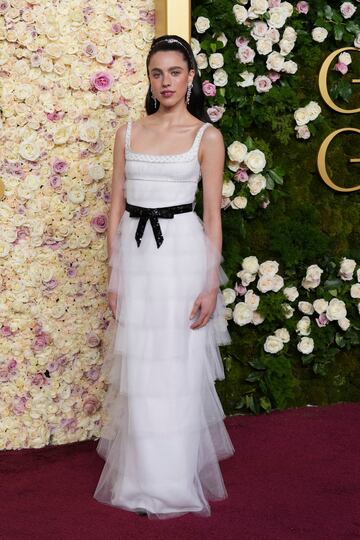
93,120,235,519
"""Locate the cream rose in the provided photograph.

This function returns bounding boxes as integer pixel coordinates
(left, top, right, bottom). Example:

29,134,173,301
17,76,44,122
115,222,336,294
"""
266,51,285,72
312,27,328,43
326,298,347,321
195,16,210,33
79,121,100,143
294,107,311,126
209,53,224,69
196,53,208,70
233,5,248,24
231,196,248,209
298,301,314,315
237,269,257,287
227,141,248,162
259,260,279,277
313,299,329,314
350,284,360,299
252,311,265,325
339,257,356,280
257,275,275,293
244,290,260,311
222,288,236,305
213,68,228,87
248,173,266,195
304,101,321,121
338,317,350,331
283,286,299,302
222,180,236,197
296,316,311,336
242,256,259,274
264,335,284,354
275,327,290,343
297,337,314,354
244,149,266,173
233,302,253,326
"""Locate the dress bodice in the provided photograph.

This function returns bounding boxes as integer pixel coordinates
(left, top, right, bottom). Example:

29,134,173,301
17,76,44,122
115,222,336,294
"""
124,120,211,208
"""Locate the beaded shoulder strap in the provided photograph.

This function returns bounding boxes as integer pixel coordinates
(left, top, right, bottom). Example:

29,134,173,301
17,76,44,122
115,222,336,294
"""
125,120,132,150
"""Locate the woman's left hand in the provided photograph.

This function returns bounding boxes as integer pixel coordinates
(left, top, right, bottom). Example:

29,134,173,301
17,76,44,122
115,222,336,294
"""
189,289,218,329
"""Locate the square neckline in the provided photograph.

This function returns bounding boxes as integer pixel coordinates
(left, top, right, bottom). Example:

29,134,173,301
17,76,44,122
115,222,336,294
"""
126,120,210,158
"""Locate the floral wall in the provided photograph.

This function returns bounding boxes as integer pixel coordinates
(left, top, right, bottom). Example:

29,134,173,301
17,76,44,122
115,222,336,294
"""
191,0,360,415
0,0,155,449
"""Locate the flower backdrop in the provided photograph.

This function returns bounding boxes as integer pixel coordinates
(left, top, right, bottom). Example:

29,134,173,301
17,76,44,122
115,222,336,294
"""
0,0,155,449
191,0,360,414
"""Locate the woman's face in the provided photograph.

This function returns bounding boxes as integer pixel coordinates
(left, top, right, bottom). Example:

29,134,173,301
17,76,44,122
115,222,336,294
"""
148,50,194,107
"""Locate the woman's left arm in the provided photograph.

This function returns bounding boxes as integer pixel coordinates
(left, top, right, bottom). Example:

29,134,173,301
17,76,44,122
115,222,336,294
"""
189,126,225,330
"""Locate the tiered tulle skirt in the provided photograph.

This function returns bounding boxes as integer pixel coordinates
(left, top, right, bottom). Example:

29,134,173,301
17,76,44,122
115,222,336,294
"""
93,209,235,519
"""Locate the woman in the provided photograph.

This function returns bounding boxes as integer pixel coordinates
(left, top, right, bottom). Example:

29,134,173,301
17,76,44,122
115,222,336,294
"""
93,34,235,519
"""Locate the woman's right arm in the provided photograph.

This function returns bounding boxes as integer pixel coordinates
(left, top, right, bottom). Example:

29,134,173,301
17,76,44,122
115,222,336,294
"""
107,123,127,284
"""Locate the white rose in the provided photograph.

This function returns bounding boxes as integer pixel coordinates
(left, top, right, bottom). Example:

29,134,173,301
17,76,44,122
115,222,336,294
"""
274,327,290,343
339,52,352,66
354,32,360,49
271,274,284,292
259,260,279,277
68,187,85,204
282,60,298,74
256,38,273,55
79,121,99,143
338,317,350,331
304,101,321,121
283,26,297,41
252,310,265,325
224,307,233,320
251,21,268,40
312,27,328,43
283,286,299,302
248,173,266,195
294,107,311,126
313,299,329,314
196,53,208,70
222,180,235,197
244,149,266,173
213,68,228,87
19,138,42,161
242,255,259,274
279,38,295,56
231,196,248,209
296,316,311,336
227,141,248,162
266,51,285,72
88,163,105,181
233,5,248,24
222,288,236,305
297,337,314,355
302,264,323,290
191,38,201,56
233,302,253,326
298,301,314,315
268,8,287,29
264,335,284,354
339,257,356,281
282,303,295,319
209,53,224,69
237,269,256,287
244,290,260,311
326,298,347,321
237,71,255,88
257,275,275,293
350,283,360,299
195,16,210,33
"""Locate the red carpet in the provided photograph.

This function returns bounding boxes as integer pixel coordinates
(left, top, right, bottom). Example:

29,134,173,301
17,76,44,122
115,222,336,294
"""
1,402,359,540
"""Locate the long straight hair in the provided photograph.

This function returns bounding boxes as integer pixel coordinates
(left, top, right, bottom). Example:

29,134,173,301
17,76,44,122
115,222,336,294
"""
144,34,211,123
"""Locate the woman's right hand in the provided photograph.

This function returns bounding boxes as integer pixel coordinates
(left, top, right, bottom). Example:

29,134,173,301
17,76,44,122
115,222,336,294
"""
107,291,118,319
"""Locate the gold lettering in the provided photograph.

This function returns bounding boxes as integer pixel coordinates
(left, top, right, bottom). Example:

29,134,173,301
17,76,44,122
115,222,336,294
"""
317,128,360,192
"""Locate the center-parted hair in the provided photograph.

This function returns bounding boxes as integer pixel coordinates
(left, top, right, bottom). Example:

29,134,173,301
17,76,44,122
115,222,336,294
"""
145,34,211,122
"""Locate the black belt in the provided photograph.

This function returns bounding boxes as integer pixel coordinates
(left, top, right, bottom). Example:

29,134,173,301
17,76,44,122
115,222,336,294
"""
125,201,194,248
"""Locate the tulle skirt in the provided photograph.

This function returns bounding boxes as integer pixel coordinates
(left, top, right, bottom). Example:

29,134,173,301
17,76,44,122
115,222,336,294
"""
93,209,235,519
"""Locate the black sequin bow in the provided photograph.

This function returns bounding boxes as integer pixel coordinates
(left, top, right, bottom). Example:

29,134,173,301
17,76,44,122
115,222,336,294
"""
125,201,194,248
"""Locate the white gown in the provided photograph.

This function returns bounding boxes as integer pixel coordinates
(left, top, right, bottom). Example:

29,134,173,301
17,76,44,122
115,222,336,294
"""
93,120,235,519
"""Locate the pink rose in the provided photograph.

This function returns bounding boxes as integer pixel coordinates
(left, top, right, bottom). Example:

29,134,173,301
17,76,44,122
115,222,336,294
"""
234,168,249,183
235,36,250,49
91,213,108,233
340,2,357,20
316,313,329,327
84,43,97,58
32,373,47,386
12,396,28,415
86,331,101,347
111,23,121,34
296,1,309,14
255,76,272,93
85,367,100,381
202,80,216,97
46,111,64,122
235,283,247,296
90,71,114,91
334,62,348,75
207,105,225,122
268,70,281,82
48,174,62,189
268,0,281,7
0,325,12,336
237,46,256,64
83,394,101,416
52,158,68,175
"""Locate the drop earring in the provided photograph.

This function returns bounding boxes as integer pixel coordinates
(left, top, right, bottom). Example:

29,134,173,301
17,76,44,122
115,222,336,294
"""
186,82,193,105
151,88,157,107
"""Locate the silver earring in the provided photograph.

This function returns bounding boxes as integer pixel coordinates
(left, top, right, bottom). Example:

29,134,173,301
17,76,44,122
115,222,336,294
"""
151,88,157,107
186,82,193,105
